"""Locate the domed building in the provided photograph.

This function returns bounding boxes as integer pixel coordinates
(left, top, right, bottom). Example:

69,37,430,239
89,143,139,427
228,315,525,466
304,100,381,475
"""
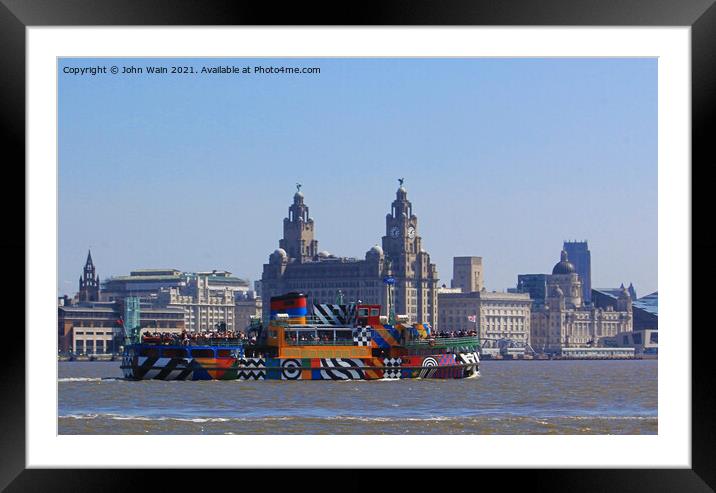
261,181,439,326
530,249,633,354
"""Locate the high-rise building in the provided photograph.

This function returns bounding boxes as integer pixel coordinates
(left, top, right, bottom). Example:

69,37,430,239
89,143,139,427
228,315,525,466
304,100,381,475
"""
451,256,483,293
563,240,591,304
261,181,440,327
514,274,550,307
78,250,100,302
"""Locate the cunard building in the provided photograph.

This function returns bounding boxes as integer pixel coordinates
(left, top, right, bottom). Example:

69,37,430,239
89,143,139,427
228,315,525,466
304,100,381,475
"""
261,181,439,326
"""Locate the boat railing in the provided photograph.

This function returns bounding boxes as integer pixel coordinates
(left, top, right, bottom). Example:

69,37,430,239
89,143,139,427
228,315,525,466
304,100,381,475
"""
274,317,355,328
283,339,356,346
140,338,247,347
404,336,480,350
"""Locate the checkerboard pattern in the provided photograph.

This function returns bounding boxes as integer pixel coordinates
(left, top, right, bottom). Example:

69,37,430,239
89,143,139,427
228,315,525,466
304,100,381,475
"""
353,327,372,346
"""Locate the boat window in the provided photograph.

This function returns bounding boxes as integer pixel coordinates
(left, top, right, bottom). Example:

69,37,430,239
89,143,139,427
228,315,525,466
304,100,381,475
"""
139,348,159,358
217,349,233,357
335,330,353,342
370,308,380,316
191,349,214,358
162,348,187,358
358,308,369,317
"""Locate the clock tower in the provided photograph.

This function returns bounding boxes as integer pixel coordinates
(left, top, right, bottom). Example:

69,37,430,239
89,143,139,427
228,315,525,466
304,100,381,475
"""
279,184,319,263
381,179,439,326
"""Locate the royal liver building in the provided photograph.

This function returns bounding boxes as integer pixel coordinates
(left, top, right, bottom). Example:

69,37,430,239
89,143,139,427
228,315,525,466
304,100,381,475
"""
261,181,439,326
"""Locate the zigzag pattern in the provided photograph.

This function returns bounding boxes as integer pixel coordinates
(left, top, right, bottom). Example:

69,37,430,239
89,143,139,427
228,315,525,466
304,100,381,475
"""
236,357,266,380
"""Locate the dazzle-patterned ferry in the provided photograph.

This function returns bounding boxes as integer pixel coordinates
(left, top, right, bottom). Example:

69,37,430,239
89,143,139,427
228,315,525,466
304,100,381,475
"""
120,292,479,381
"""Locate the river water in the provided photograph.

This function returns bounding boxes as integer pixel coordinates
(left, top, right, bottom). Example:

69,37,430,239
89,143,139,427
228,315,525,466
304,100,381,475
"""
58,360,657,434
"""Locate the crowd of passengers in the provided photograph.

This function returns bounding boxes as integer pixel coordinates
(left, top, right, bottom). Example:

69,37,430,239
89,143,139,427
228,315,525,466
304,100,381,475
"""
140,328,478,345
141,329,257,345
432,330,478,338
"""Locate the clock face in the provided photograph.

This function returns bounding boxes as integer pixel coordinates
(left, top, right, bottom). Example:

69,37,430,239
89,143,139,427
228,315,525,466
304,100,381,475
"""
407,227,416,239
390,226,400,238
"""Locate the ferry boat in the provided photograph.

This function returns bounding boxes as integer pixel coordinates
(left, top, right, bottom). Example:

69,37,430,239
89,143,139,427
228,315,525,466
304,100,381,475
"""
120,292,480,381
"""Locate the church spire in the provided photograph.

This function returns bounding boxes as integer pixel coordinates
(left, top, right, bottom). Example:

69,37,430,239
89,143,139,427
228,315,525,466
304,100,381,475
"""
79,249,100,302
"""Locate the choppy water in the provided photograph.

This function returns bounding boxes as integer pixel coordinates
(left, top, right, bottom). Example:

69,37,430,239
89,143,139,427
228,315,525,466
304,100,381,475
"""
58,360,657,434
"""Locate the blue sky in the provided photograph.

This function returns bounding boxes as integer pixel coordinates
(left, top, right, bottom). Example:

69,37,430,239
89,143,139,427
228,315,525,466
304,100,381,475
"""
58,57,657,297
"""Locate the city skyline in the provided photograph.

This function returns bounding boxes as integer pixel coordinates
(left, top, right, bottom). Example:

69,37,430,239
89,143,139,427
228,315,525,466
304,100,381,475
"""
59,57,657,296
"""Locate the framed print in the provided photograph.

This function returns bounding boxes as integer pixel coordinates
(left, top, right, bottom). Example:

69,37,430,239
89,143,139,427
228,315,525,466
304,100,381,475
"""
3,0,713,490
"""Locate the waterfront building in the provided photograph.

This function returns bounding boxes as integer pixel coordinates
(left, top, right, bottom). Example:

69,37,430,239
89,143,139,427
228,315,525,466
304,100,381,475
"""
235,294,262,331
102,267,251,333
78,250,100,302
632,291,657,331
157,273,240,333
600,328,658,357
513,274,550,307
261,182,439,327
559,347,635,359
592,284,639,309
438,290,531,355
563,240,592,304
101,268,188,302
594,287,657,336
451,256,483,293
437,285,462,295
530,250,633,354
58,301,185,355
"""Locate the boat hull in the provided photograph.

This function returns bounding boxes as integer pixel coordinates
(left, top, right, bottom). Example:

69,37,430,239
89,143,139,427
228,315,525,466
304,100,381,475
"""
121,345,479,381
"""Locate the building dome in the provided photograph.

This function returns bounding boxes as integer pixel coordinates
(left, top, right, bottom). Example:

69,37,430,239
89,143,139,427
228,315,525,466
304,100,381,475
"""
552,250,576,275
294,190,304,199
318,250,330,258
274,248,287,258
368,245,383,255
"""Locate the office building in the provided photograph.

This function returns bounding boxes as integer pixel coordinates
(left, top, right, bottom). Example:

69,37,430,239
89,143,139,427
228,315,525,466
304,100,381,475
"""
438,290,532,354
101,268,188,302
514,274,550,307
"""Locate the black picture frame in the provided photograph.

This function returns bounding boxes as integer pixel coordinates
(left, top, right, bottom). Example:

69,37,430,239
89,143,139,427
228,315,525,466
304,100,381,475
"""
2,0,712,490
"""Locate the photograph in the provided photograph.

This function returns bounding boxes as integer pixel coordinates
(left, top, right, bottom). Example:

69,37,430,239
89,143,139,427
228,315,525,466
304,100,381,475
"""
57,56,658,435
